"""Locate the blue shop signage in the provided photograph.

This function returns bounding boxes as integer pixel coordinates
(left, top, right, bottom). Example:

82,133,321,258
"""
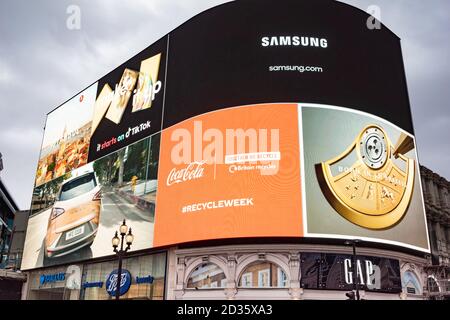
136,275,154,284
105,269,132,297
82,270,155,295
82,281,104,289
39,272,66,285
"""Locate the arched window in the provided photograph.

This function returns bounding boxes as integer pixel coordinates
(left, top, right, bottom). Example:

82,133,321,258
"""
427,276,440,293
238,261,288,288
402,271,422,295
186,263,226,289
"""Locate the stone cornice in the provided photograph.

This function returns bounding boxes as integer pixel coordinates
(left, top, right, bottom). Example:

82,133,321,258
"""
0,270,27,281
420,165,450,187
174,244,427,265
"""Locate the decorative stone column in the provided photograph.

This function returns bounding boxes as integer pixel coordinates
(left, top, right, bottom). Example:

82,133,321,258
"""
288,253,303,300
225,254,237,299
174,256,186,299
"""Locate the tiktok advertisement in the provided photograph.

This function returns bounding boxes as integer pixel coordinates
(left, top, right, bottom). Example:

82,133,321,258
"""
153,103,303,246
22,37,167,270
87,36,167,162
22,133,160,270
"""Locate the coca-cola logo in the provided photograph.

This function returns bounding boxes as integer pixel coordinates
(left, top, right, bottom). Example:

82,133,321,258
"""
166,161,206,186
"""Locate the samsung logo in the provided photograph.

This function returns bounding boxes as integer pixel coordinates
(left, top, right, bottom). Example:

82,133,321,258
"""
261,36,328,48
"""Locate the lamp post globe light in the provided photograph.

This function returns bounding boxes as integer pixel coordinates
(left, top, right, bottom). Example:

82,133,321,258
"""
112,219,134,300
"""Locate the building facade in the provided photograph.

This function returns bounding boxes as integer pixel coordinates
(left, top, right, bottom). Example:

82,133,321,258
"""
420,166,450,299
18,0,447,301
0,178,17,265
21,164,450,301
5,210,29,271
22,251,167,300
21,243,430,300
165,244,428,300
0,176,27,299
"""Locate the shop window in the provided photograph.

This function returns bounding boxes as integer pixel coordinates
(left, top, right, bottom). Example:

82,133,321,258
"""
278,267,288,287
427,276,440,293
186,263,226,289
26,265,81,300
238,261,288,288
241,272,253,288
80,253,166,300
258,269,270,287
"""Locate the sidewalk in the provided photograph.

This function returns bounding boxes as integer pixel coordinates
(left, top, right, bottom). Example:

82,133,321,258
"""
115,180,157,213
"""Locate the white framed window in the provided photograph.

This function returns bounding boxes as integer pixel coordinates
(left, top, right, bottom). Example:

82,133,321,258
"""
186,263,226,289
258,269,270,287
239,261,289,288
277,267,288,288
220,279,227,288
241,272,252,288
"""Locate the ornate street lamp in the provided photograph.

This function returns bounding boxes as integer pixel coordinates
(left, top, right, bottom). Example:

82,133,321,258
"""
112,219,134,300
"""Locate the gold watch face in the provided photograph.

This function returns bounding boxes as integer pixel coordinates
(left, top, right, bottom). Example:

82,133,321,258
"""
316,124,415,229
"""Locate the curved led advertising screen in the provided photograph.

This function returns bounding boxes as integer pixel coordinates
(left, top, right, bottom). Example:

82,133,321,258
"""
22,0,430,270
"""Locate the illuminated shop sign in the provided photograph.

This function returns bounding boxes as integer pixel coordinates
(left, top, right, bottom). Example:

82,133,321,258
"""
300,253,402,293
343,258,377,286
136,275,154,284
105,269,132,297
39,272,65,285
83,281,104,289
82,272,155,291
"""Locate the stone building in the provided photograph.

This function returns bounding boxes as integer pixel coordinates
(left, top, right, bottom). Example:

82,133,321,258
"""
420,165,450,299
0,175,27,299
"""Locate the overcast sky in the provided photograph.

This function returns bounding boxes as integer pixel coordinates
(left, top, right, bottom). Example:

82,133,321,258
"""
0,0,449,210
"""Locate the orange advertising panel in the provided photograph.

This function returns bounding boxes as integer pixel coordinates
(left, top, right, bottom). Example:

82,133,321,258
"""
154,103,302,246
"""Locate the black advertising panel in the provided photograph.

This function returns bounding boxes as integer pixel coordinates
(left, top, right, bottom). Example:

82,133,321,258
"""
156,0,429,252
88,36,167,162
164,0,412,132
300,252,402,293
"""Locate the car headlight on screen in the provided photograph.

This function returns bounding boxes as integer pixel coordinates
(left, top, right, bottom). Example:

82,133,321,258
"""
50,207,65,220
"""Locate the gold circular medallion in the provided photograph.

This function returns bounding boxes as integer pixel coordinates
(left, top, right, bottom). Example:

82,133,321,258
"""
316,124,415,229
